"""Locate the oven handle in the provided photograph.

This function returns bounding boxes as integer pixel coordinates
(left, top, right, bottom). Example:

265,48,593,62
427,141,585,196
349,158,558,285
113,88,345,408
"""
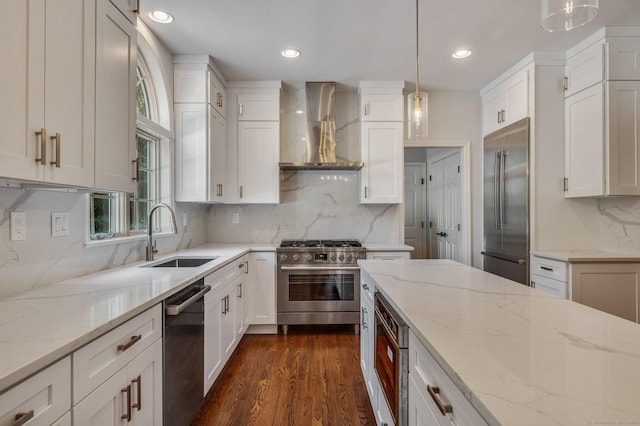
279,266,361,271
374,307,399,350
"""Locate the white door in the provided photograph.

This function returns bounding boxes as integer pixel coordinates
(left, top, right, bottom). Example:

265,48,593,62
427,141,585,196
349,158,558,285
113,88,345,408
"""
73,369,128,426
128,340,163,426
404,163,427,259
204,291,224,395
428,151,462,262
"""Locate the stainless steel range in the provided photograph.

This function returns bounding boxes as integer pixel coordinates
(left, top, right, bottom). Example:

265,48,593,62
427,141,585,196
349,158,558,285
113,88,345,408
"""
277,240,366,333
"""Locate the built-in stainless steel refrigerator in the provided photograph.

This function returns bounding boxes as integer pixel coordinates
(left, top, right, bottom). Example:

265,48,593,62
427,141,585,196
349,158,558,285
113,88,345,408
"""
482,117,529,285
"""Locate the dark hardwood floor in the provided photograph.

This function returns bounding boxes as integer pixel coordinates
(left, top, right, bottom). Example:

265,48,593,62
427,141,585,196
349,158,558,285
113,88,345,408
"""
192,325,376,426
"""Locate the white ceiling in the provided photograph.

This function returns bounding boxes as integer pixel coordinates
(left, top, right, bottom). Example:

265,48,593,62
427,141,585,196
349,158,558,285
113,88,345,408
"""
140,0,640,91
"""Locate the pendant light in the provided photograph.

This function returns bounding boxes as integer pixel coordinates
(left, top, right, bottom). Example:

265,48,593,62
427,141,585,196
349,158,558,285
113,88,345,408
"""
408,0,427,140
540,0,599,32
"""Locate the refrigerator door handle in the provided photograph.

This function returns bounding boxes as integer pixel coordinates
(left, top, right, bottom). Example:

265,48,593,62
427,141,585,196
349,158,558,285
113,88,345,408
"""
494,151,501,230
481,251,526,265
500,150,507,228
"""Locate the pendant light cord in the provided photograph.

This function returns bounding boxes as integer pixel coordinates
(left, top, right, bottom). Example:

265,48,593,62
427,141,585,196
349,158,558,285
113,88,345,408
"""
415,0,420,94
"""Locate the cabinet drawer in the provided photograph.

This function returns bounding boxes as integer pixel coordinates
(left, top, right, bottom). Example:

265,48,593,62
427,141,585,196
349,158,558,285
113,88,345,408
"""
409,331,487,426
565,42,604,97
0,357,71,426
530,256,568,282
366,251,410,260
72,304,162,404
530,274,568,299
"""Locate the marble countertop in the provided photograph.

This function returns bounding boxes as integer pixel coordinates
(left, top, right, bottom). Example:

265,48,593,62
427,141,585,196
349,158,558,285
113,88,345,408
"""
531,249,640,262
358,259,640,426
0,243,272,393
362,243,414,251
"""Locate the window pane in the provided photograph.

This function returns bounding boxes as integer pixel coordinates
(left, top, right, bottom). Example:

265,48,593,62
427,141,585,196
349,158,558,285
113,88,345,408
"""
130,200,151,232
91,193,115,238
137,134,151,168
138,170,150,199
136,66,150,119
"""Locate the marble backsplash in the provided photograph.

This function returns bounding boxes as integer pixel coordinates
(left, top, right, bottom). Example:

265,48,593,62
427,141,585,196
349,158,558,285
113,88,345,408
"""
0,186,208,298
206,170,402,244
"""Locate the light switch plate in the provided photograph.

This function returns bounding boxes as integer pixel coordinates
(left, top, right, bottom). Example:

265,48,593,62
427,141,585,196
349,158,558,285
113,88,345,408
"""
232,213,240,224
10,211,26,241
51,212,69,237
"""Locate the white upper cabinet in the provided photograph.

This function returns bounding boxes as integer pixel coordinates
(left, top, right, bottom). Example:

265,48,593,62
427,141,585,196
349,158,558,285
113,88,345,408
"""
237,93,280,121
0,0,95,187
94,0,137,193
563,29,640,197
361,93,404,122
174,56,227,203
226,82,281,204
482,67,529,135
358,82,404,204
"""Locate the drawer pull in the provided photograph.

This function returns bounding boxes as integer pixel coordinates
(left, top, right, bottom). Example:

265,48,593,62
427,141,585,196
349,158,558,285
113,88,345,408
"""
117,334,142,352
132,375,142,411
121,385,132,421
540,266,554,272
427,385,453,416
12,411,34,426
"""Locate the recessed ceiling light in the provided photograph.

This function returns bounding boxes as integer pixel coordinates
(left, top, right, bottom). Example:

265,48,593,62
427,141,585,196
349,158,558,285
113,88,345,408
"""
281,48,301,59
452,49,472,59
148,10,174,23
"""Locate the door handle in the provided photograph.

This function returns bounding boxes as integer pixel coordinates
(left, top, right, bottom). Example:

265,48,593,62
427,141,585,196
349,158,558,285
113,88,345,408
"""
435,232,448,237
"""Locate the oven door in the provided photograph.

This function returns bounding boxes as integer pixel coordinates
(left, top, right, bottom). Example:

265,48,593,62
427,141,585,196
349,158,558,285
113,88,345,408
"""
375,306,400,424
277,266,360,313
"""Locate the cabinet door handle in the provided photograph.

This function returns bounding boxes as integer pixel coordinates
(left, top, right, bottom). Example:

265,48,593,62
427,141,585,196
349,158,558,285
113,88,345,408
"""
364,186,368,198
12,411,34,426
364,103,369,116
436,232,448,237
540,266,554,272
117,335,142,352
35,128,46,165
238,283,242,298
531,281,536,288
133,0,140,14
427,385,453,416
50,133,61,167
361,307,367,329
563,76,568,91
121,385,132,421
132,158,140,181
563,177,569,192
221,296,226,315
244,261,249,274
239,103,243,116
240,185,243,198
131,375,142,411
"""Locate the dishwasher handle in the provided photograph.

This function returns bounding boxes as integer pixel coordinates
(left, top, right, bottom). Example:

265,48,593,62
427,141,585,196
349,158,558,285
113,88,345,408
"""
166,285,211,316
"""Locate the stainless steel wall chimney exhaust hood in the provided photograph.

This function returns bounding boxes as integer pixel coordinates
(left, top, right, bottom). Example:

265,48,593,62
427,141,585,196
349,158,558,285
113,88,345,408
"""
279,82,364,171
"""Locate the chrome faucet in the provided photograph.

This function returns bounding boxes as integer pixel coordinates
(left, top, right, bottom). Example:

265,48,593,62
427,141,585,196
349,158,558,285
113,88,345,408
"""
146,203,178,261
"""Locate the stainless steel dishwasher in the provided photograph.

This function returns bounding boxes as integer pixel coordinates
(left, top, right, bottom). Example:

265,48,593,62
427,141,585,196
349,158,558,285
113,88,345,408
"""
163,279,210,426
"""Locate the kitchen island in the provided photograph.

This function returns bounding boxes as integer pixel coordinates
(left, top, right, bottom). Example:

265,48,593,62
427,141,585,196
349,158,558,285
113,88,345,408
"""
359,259,640,425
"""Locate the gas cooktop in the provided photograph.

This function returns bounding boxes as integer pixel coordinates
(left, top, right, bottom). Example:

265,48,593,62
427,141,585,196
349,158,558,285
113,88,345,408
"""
279,240,362,249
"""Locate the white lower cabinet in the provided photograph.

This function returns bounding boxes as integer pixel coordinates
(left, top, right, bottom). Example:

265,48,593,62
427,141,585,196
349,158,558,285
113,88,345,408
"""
204,258,248,395
53,411,72,426
74,339,162,426
245,252,276,329
0,356,71,426
72,306,163,426
408,331,486,426
360,284,375,401
530,255,568,298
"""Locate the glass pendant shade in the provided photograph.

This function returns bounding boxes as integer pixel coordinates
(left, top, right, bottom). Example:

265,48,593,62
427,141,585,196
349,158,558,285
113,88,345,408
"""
540,0,599,32
408,91,428,140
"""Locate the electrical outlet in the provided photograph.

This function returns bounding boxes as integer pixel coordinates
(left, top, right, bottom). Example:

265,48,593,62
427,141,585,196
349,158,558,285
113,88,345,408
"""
232,213,240,224
10,211,26,241
183,212,189,227
51,212,69,237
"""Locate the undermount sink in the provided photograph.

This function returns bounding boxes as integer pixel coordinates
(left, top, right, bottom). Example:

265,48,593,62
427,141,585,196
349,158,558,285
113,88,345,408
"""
145,256,218,268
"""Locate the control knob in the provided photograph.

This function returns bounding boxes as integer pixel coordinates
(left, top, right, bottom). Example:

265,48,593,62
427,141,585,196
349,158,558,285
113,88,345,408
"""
292,254,300,262
305,254,313,262
279,254,288,262
330,254,337,261
338,254,345,261
353,253,360,260
346,254,353,261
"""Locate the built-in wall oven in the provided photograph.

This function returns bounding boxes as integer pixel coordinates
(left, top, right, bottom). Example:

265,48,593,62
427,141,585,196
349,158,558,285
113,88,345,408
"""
375,291,409,426
277,240,365,333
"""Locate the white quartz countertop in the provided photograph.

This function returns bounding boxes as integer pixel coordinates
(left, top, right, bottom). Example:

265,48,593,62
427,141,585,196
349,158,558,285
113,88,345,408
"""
362,243,414,251
0,243,276,393
531,249,640,262
358,259,640,426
